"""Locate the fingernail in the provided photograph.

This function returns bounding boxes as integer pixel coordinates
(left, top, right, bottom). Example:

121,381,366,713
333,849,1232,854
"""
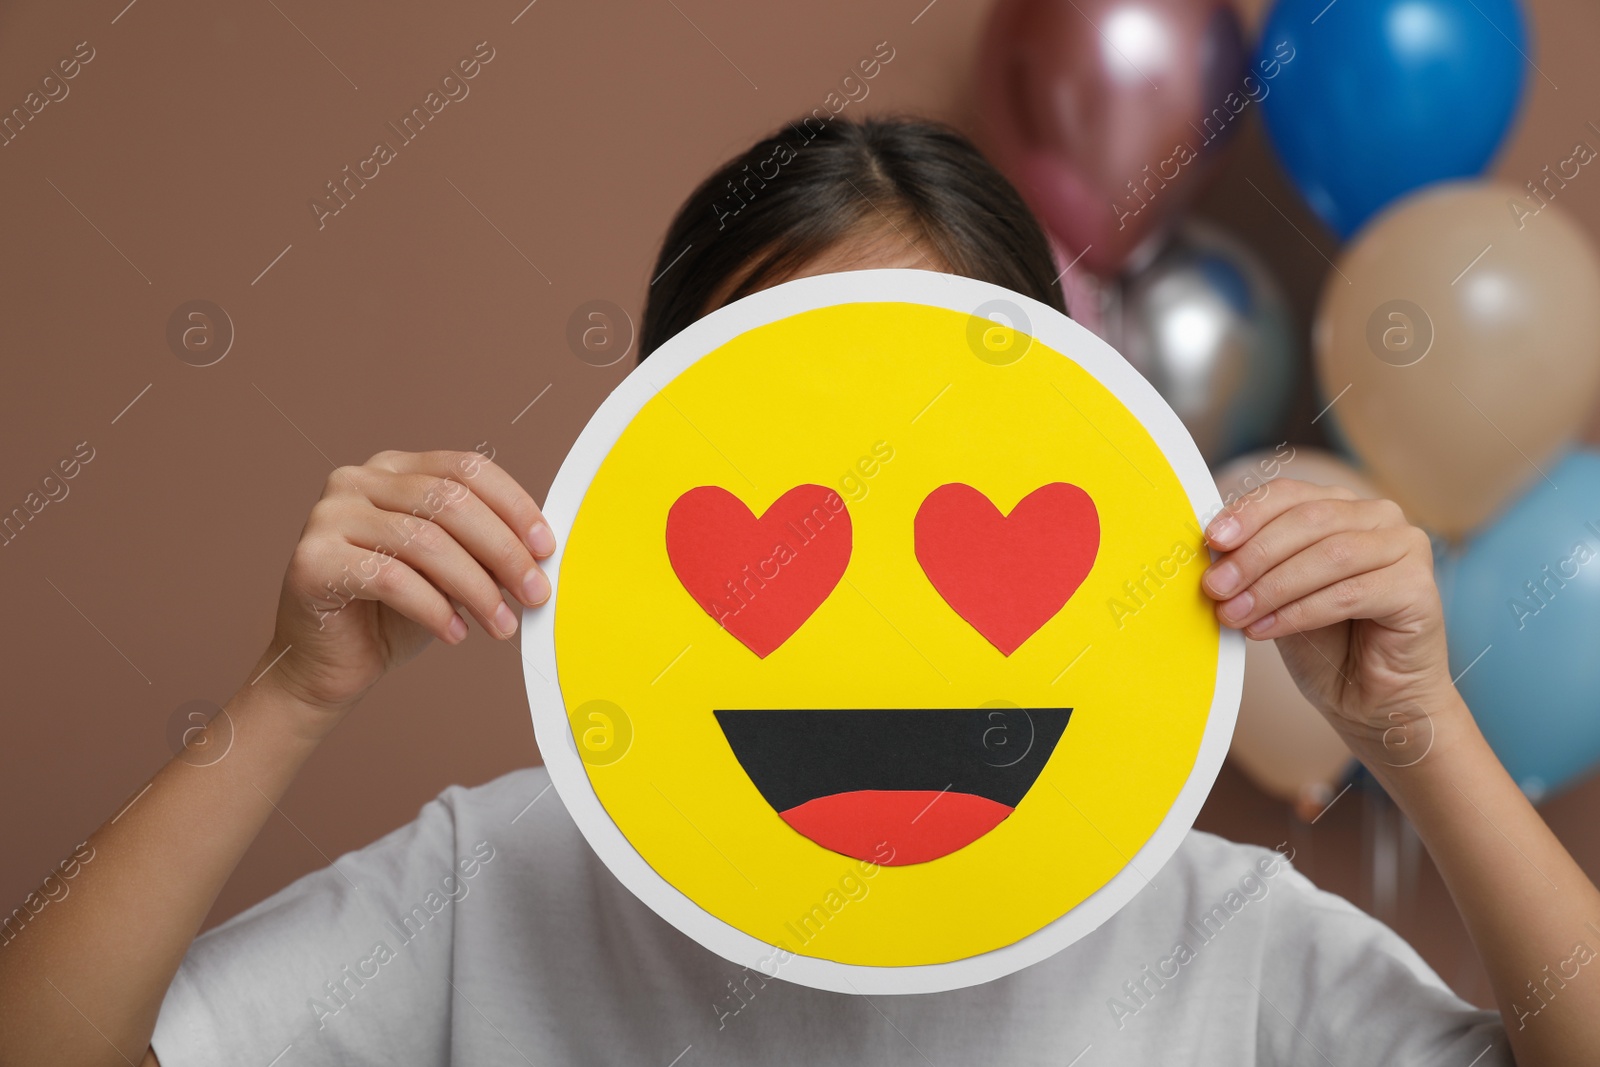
1221,590,1255,622
1206,560,1241,597
495,602,519,637
1247,612,1277,636
1208,515,1241,545
527,521,556,557
522,567,550,606
447,613,468,642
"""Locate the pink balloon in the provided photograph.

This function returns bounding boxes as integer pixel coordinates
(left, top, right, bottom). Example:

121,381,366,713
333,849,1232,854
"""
1047,231,1109,340
978,0,1247,275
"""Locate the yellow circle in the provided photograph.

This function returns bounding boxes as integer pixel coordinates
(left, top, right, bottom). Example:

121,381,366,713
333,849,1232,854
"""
554,301,1218,968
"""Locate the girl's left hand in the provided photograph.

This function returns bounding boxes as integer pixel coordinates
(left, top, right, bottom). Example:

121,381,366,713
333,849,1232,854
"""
1199,479,1458,761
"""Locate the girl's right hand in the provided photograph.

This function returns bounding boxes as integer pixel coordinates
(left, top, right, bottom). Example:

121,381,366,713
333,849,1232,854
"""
257,449,555,730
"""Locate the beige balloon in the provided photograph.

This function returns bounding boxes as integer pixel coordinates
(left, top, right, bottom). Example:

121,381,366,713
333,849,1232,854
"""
1314,182,1600,540
1214,447,1374,815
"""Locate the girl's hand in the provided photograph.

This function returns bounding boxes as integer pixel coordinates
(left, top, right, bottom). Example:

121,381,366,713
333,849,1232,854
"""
1200,479,1456,763
259,449,555,729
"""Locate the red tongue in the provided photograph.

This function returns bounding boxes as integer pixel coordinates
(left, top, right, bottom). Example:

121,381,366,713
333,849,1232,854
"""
779,790,1014,866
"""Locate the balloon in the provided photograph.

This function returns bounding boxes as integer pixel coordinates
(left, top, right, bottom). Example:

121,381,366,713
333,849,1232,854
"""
1214,448,1370,813
977,0,1247,275
1314,182,1600,539
1118,220,1296,464
1047,231,1112,342
1437,451,1600,800
1230,0,1273,29
1257,0,1529,237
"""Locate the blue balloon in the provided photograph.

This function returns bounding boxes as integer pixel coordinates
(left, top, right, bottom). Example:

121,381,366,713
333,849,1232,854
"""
1256,0,1530,238
1437,452,1600,799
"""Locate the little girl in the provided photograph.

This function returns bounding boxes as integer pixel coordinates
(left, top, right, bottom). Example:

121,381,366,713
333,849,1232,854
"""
3,117,1597,1067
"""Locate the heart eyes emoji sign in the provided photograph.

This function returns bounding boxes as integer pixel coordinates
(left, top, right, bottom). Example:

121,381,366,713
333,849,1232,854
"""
524,270,1243,995
665,481,1099,660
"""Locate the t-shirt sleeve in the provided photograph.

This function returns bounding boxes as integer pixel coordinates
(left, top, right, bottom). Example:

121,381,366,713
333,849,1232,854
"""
1256,861,1510,1067
149,786,478,1067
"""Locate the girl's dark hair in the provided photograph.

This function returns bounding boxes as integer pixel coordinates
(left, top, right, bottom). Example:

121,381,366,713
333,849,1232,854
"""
638,115,1067,361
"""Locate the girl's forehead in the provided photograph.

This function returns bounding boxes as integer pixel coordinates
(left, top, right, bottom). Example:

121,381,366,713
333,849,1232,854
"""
704,231,949,315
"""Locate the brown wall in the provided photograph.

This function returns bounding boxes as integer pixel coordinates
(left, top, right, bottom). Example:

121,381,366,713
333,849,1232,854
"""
3,0,1598,1010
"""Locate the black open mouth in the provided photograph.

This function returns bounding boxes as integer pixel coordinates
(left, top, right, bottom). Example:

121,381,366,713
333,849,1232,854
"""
713,707,1071,866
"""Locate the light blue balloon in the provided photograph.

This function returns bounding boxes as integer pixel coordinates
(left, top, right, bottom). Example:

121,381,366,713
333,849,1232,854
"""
1437,451,1600,799
1257,0,1530,238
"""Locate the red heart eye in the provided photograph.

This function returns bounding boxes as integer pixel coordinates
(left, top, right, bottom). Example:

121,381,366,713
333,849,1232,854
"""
914,483,1100,655
665,485,852,657
664,482,1098,658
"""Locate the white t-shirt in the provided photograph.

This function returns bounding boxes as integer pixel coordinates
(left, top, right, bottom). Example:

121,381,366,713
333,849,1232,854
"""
150,766,1508,1066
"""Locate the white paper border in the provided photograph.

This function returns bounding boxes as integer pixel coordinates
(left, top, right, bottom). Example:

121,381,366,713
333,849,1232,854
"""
522,268,1244,995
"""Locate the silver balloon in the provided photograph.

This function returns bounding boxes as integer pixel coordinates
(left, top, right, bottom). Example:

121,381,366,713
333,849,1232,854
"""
1116,220,1297,464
